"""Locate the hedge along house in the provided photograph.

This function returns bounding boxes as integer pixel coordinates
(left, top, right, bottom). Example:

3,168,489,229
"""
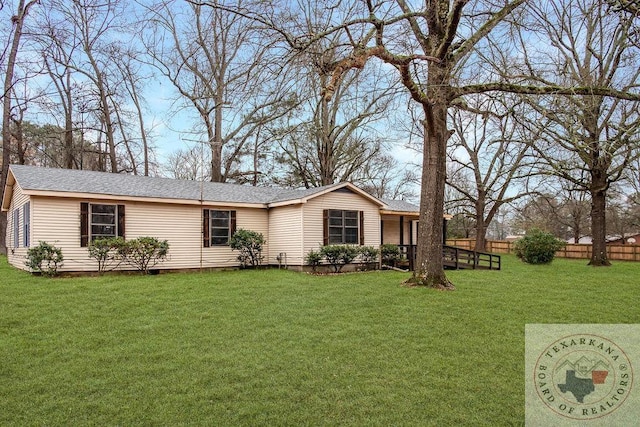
2,165,419,273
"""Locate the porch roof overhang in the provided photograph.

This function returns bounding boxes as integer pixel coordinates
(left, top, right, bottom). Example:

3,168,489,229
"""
380,209,419,217
1,171,16,211
380,211,454,220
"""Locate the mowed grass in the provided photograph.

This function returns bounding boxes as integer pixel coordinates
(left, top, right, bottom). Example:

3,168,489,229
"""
1,255,638,426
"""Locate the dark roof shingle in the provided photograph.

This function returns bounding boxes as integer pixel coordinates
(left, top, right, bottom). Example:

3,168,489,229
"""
9,165,388,208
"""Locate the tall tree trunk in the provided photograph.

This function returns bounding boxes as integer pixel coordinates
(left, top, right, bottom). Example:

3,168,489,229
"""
81,16,117,173
1,0,37,255
13,118,26,164
113,104,137,175
475,221,487,252
474,193,487,252
319,95,334,186
412,80,454,289
64,74,74,169
132,89,149,176
573,228,581,244
211,89,224,182
97,80,117,173
589,180,610,266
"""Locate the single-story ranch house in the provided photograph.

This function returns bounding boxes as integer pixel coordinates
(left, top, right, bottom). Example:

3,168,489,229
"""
3,165,422,273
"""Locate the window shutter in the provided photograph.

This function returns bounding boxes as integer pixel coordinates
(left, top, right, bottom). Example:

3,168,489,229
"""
359,211,365,245
13,209,20,248
80,202,89,247
203,209,210,247
323,209,329,246
117,205,125,239
23,202,30,247
230,210,237,238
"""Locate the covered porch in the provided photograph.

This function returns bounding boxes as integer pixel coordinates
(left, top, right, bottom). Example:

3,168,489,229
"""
380,209,450,271
380,203,500,271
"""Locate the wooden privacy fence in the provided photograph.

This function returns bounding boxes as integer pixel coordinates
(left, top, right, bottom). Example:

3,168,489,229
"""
445,238,640,262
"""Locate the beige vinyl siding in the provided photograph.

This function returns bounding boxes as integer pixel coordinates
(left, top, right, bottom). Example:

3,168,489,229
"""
21,196,269,272
201,206,269,269
381,215,400,245
7,184,30,270
268,204,304,266
302,190,381,257
29,196,91,271
124,201,201,270
381,215,418,245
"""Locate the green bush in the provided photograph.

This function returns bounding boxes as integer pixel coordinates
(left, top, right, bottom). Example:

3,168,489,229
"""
230,229,265,268
118,237,170,274
321,245,359,273
25,241,64,277
88,237,125,273
380,244,401,266
358,246,379,269
305,249,323,272
514,228,565,264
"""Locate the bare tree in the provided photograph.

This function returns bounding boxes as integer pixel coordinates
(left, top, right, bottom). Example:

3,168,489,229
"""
55,0,126,172
517,0,640,265
512,194,568,237
198,0,640,288
512,183,592,243
142,0,294,182
38,10,82,169
559,189,592,244
446,95,538,251
358,156,418,201
268,3,399,189
163,145,210,181
1,0,39,254
112,48,154,176
31,0,153,175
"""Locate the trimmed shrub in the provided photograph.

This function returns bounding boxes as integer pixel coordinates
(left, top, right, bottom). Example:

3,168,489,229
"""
380,244,401,266
118,237,170,274
88,237,124,273
230,229,265,268
358,246,379,270
305,249,323,272
321,245,359,273
25,241,64,277
514,228,565,264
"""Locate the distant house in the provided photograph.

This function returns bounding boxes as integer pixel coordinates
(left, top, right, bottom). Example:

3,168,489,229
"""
563,234,640,245
2,165,419,273
606,233,640,245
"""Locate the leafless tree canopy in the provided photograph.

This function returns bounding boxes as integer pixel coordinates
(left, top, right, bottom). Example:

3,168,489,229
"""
2,0,639,277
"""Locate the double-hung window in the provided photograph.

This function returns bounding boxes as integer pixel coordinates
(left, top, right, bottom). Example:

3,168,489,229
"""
80,202,125,246
324,209,363,245
203,209,236,246
91,204,117,240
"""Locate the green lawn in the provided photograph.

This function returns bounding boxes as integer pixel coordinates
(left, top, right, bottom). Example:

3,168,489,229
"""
1,255,638,426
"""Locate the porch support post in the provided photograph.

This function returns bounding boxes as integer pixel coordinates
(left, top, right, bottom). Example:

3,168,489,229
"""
409,219,415,271
409,220,414,246
400,216,404,246
442,217,448,245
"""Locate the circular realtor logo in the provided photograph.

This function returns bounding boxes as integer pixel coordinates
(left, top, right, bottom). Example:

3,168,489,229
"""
534,333,633,420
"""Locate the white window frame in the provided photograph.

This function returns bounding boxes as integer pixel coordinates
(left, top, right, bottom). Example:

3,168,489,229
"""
90,203,118,241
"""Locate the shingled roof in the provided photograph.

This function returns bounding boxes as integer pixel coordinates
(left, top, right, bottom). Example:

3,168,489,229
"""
3,164,387,209
380,198,420,214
